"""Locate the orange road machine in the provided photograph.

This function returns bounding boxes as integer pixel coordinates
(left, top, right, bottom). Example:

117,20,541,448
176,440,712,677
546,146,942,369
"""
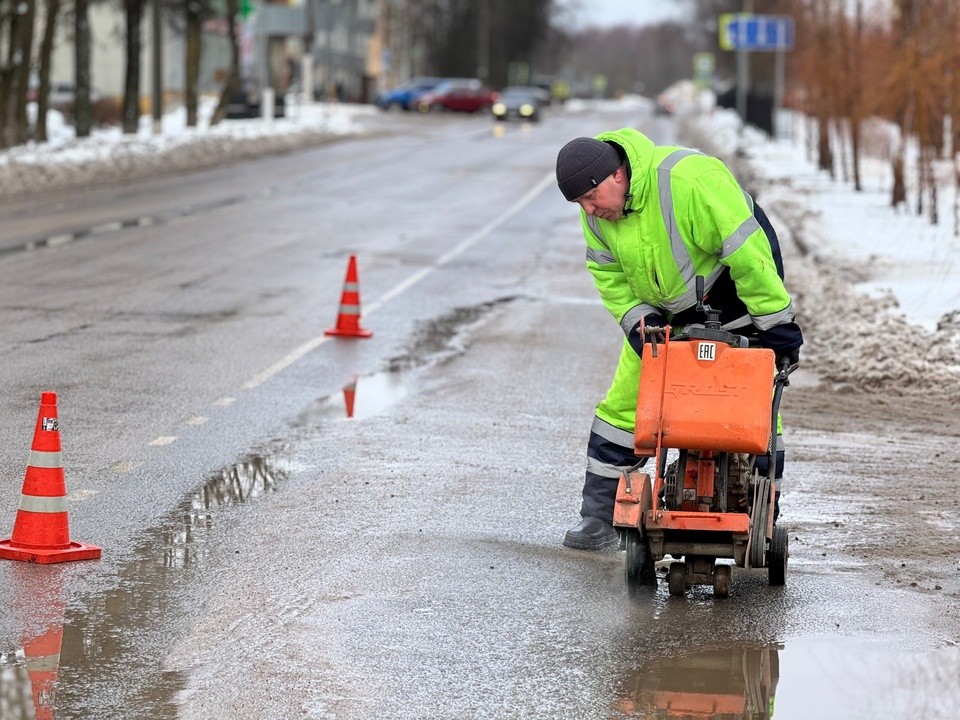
613,278,795,598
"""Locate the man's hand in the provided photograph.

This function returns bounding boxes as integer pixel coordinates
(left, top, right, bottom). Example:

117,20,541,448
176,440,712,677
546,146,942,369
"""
776,348,800,368
628,314,666,356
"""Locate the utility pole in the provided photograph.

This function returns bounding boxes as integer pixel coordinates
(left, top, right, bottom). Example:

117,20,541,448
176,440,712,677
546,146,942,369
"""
325,1,334,99
736,0,752,126
302,0,315,103
476,2,489,82
152,0,163,134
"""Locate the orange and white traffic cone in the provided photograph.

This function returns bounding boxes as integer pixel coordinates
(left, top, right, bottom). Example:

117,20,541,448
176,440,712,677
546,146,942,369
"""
0,392,101,564
325,254,373,338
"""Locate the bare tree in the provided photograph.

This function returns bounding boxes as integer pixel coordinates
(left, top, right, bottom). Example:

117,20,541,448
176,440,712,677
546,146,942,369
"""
75,0,93,137
210,0,240,125
0,0,37,148
123,0,145,134
185,0,202,126
35,0,61,142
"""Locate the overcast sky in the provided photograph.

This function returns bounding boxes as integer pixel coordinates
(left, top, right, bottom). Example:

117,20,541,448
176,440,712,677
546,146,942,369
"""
560,0,690,29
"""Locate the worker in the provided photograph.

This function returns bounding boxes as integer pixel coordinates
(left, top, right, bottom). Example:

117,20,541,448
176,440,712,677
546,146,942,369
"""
555,129,802,553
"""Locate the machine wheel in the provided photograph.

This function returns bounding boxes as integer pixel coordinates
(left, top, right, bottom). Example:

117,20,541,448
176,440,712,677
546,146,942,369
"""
624,529,657,595
713,564,731,598
768,524,789,586
749,476,772,568
667,562,686,597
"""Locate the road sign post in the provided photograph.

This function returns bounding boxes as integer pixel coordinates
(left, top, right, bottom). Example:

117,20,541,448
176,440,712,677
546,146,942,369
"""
719,14,795,136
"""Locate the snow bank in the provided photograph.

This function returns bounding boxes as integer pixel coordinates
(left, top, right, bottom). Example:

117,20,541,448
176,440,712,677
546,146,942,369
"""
681,109,960,396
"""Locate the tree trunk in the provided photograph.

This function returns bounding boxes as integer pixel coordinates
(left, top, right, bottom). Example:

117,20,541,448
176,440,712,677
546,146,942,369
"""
954,155,959,237
0,0,30,148
74,0,92,137
35,0,61,143
930,158,938,225
12,0,35,146
210,0,241,126
891,148,906,208
185,0,201,127
123,0,143,134
850,0,863,191
817,114,834,177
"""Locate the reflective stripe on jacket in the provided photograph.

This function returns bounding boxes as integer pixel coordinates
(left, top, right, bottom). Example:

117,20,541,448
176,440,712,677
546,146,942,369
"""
581,128,795,336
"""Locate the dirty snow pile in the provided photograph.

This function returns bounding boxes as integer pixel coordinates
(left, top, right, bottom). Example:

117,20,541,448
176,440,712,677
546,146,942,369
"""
682,109,960,396
0,97,372,199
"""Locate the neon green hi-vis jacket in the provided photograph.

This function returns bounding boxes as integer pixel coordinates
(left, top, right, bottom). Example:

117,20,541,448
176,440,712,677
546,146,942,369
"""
581,128,797,432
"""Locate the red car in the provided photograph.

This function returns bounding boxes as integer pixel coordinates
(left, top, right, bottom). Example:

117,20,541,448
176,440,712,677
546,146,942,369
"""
416,79,499,113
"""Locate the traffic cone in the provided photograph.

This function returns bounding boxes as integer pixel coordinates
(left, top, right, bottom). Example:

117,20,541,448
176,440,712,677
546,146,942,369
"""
325,254,373,338
22,622,63,720
0,392,101,564
343,376,357,418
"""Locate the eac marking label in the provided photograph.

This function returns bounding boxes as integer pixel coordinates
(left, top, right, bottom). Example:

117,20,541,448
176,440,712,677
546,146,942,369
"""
697,342,716,361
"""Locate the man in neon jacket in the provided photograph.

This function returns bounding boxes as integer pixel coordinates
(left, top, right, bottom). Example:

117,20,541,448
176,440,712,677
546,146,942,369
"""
556,129,803,553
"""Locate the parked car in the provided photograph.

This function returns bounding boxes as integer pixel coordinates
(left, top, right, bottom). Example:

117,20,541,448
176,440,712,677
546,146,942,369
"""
490,86,548,122
415,79,499,113
27,79,102,109
225,84,285,120
374,77,443,111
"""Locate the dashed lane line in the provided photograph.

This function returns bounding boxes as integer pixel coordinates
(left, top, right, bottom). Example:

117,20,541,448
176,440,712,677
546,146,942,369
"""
241,171,555,390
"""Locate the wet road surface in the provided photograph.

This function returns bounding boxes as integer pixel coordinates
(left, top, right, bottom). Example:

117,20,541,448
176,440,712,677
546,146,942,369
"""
0,105,958,718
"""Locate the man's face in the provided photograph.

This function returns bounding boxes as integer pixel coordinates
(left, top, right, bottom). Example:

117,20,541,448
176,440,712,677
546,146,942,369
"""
573,166,628,221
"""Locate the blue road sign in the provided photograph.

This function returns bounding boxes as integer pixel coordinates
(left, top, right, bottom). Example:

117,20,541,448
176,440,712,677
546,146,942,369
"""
720,14,795,52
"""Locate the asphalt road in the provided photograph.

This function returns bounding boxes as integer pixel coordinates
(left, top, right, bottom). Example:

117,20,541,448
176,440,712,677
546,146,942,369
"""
0,104,957,719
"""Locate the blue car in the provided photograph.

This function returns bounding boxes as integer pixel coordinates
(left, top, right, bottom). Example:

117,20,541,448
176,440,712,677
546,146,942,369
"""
374,76,443,111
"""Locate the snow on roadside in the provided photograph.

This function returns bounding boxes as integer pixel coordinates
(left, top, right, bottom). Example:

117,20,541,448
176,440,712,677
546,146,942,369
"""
0,99,372,200
682,109,960,396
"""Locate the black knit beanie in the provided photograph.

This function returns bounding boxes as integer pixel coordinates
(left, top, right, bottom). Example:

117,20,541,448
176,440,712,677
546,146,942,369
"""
556,137,621,201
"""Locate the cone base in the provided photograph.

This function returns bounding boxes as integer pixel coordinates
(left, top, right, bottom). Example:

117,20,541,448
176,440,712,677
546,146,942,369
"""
324,327,373,338
0,539,102,564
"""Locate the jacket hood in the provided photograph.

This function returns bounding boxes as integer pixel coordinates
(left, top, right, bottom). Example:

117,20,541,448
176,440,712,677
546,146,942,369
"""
595,128,655,215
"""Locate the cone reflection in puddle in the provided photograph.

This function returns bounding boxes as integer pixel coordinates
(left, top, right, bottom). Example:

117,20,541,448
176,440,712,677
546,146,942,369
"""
341,371,409,420
1,566,67,719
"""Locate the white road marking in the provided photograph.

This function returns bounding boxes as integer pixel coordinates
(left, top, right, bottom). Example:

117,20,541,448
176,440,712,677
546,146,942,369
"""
241,171,555,390
149,436,178,446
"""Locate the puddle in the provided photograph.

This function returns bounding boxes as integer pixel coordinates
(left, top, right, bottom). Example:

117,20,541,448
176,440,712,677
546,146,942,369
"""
295,369,413,426
613,639,960,719
0,449,293,718
341,371,410,420
162,452,291,569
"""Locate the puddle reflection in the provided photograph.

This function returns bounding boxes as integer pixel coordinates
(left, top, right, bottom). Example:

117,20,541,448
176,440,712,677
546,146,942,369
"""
342,371,409,420
614,639,960,719
0,569,66,720
615,644,779,719
163,453,288,569
1,449,292,717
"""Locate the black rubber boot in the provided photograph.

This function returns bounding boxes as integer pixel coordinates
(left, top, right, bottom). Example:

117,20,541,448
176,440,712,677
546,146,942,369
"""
563,516,620,550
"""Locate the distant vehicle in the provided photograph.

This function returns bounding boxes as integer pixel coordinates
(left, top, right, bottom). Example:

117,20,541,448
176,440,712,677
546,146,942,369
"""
415,79,499,113
654,94,676,116
374,77,443,111
27,79,102,108
225,84,285,120
490,86,548,122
